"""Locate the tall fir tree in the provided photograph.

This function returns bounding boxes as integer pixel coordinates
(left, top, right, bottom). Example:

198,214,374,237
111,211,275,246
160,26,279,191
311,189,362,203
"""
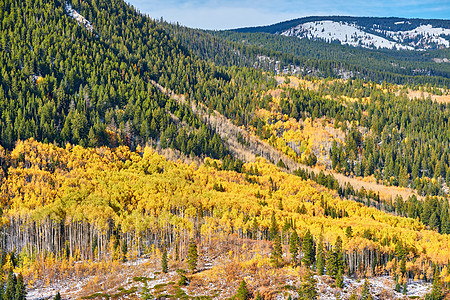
54,292,61,300
270,234,283,268
161,248,168,273
14,273,25,300
269,212,278,241
316,233,325,275
298,268,318,300
4,269,16,300
187,238,198,273
361,279,373,300
235,280,249,300
302,230,315,268
289,230,299,265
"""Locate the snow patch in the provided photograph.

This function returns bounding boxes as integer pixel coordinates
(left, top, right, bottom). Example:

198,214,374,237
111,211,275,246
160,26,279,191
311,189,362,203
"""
378,24,450,49
65,2,93,32
280,21,414,50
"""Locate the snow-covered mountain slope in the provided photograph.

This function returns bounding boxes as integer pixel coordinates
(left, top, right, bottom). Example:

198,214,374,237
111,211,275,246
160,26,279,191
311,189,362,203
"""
235,17,450,51
281,21,414,50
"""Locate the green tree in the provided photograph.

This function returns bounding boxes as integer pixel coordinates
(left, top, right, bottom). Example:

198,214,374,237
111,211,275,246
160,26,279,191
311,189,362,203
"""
289,230,299,265
235,280,249,300
4,270,16,300
298,268,318,300
425,269,443,300
316,233,325,275
269,212,278,241
335,268,344,289
254,291,262,300
187,238,198,273
361,279,373,300
122,238,128,262
270,234,283,268
54,292,61,300
326,236,343,278
14,273,25,300
302,230,315,267
161,248,168,273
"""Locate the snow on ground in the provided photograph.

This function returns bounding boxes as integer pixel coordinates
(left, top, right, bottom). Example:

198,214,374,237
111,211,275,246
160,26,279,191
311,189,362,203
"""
280,21,414,50
379,24,450,49
315,274,432,300
65,2,93,32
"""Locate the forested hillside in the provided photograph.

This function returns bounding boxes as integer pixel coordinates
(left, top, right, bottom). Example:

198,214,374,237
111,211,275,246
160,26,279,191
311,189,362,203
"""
3,139,450,298
1,0,450,299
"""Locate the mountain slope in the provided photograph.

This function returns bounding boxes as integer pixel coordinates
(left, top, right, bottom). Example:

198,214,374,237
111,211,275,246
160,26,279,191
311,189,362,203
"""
234,16,450,50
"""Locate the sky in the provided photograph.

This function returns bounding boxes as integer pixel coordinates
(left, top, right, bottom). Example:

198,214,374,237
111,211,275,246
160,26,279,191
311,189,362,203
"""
126,0,450,30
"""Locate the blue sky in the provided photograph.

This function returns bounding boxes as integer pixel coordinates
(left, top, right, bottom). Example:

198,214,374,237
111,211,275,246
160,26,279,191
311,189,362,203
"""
127,0,450,30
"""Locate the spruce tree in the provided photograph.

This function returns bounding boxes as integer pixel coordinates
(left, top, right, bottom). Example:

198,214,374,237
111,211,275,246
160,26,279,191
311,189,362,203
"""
121,238,128,262
289,230,299,265
270,234,283,268
335,268,344,288
302,230,315,267
254,291,262,300
54,292,61,300
187,238,198,273
316,233,325,275
269,212,278,241
4,269,16,300
161,248,168,273
298,268,318,300
427,268,443,300
361,279,373,300
235,280,249,300
14,273,25,300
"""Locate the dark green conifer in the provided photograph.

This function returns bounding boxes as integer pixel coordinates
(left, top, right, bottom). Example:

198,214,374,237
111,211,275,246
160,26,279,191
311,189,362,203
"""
161,248,168,273
289,230,299,265
187,238,198,273
301,230,315,267
235,280,249,300
270,234,283,268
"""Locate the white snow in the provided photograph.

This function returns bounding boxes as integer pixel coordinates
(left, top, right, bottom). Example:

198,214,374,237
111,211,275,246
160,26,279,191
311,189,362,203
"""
281,21,414,50
65,2,93,32
378,24,450,49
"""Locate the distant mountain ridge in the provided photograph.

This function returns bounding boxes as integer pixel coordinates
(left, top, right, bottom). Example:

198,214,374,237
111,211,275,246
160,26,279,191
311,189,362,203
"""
233,16,450,50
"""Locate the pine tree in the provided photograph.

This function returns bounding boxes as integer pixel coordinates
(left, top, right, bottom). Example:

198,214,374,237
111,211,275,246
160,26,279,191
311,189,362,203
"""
316,233,325,275
54,292,61,300
298,268,318,300
289,230,299,265
402,280,407,295
302,230,315,267
14,273,25,300
270,234,283,268
336,268,344,288
361,279,373,300
4,269,16,300
235,280,249,300
269,212,278,241
161,248,168,273
426,269,443,300
254,291,262,300
187,238,198,273
122,238,128,262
